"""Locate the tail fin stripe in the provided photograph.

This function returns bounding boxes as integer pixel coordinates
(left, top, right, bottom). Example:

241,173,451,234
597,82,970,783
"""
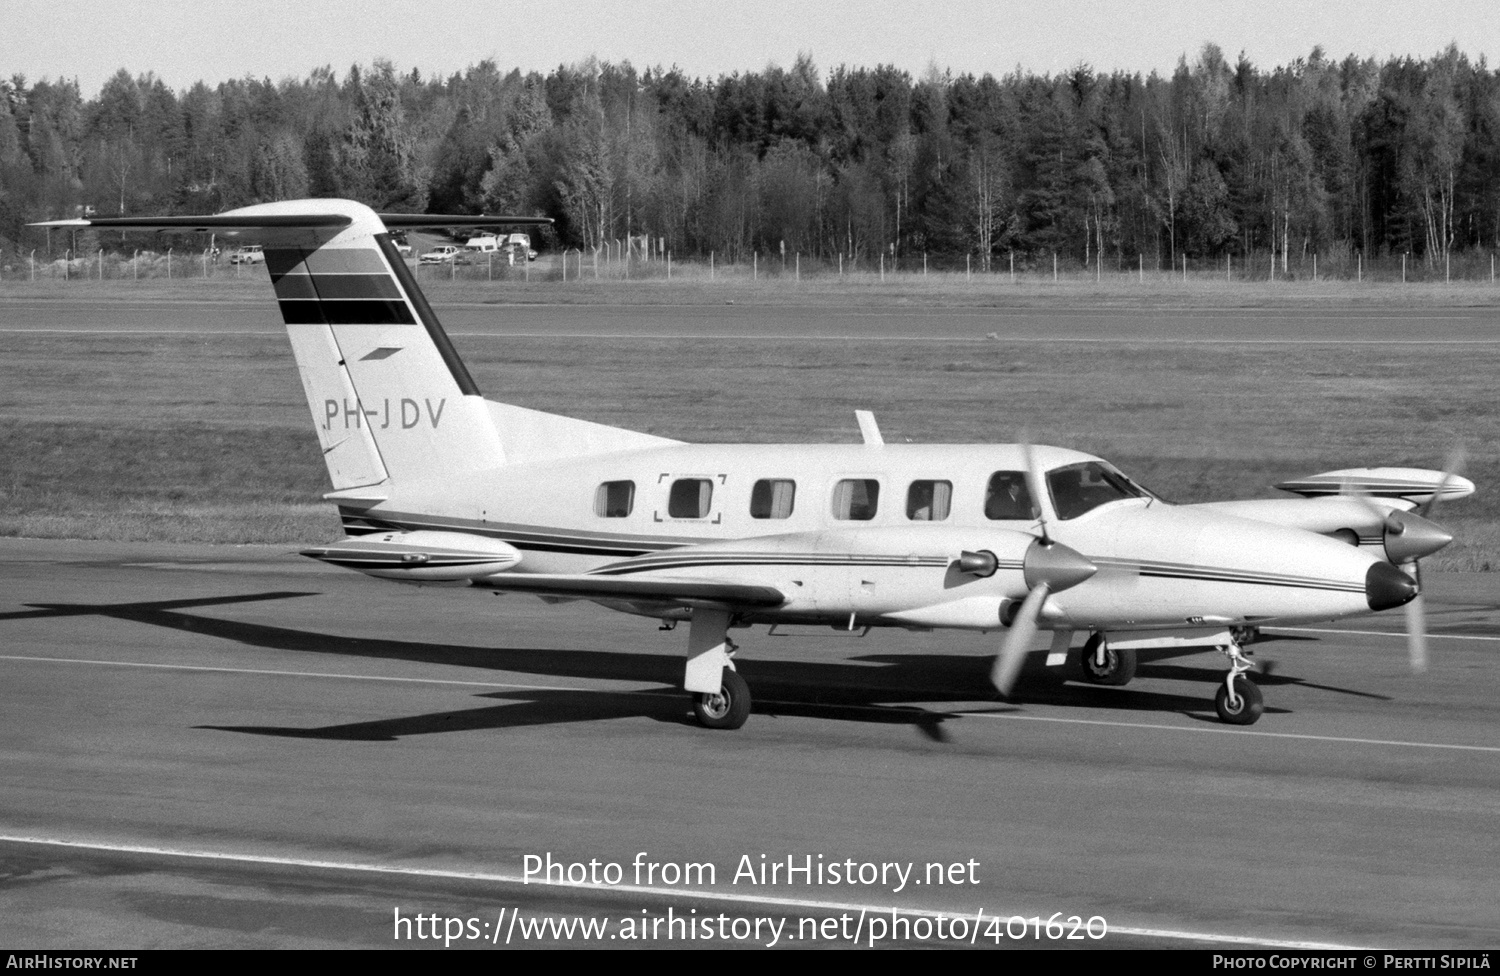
277,299,416,326
267,247,386,276
272,274,404,301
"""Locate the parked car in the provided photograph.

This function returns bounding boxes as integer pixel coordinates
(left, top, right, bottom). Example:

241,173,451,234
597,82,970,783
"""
419,245,463,265
504,233,538,261
392,233,413,257
228,245,265,265
464,234,500,253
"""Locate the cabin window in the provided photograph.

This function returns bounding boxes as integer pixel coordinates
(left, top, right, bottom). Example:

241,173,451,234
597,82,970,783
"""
668,478,714,518
984,471,1035,520
750,479,796,519
832,479,880,520
906,480,952,521
594,480,635,518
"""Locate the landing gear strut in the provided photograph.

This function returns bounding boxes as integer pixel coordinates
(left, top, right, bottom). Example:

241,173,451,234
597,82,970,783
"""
1078,633,1137,686
1213,641,1264,725
685,610,752,730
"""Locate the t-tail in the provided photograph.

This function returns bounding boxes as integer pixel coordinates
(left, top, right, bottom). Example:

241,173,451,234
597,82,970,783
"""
33,199,678,500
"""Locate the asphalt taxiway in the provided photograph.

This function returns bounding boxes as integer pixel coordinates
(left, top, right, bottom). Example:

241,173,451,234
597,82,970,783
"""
1,538,1496,948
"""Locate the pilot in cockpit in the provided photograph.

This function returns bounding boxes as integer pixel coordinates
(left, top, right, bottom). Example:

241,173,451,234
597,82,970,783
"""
984,472,1032,520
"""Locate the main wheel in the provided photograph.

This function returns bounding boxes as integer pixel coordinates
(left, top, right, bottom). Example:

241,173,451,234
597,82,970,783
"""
692,668,751,730
1230,625,1261,646
1214,675,1264,725
1078,634,1137,686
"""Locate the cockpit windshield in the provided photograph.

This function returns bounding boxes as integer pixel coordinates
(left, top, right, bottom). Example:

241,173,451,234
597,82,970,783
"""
1046,461,1156,520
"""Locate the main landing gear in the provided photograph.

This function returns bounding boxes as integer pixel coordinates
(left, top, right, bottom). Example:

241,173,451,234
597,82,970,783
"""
692,663,750,730
1213,640,1264,725
1077,633,1137,686
684,609,752,730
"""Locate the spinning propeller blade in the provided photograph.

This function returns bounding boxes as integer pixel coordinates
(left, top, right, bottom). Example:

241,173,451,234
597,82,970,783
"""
1339,474,1436,674
1407,444,1465,672
1019,434,1051,544
1419,443,1468,520
992,583,1049,695
1406,562,1428,673
991,435,1101,696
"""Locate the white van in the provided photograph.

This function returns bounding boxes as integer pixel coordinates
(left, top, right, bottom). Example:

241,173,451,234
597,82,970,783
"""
464,235,500,253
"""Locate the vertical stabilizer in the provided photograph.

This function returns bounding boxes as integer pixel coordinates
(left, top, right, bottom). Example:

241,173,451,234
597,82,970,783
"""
255,201,507,489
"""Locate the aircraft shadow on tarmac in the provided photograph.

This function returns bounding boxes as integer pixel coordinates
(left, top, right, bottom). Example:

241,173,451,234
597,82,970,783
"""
7,590,1402,741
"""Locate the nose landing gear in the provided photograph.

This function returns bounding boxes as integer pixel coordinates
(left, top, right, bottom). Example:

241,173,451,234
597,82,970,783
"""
1214,641,1264,725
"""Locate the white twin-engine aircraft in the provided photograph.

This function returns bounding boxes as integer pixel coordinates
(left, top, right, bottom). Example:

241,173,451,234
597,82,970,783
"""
39,200,1474,730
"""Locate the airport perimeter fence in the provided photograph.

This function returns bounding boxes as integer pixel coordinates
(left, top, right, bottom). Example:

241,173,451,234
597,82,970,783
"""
4,243,1500,289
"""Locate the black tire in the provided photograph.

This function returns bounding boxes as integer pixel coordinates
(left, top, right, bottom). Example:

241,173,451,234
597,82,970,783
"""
1214,675,1264,725
1230,625,1261,646
1078,634,1137,686
692,668,751,730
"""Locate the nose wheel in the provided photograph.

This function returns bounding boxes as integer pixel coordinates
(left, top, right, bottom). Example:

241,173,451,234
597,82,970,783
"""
1213,642,1264,725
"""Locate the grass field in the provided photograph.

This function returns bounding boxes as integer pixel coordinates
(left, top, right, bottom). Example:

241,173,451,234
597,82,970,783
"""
4,263,1500,309
1,279,1497,570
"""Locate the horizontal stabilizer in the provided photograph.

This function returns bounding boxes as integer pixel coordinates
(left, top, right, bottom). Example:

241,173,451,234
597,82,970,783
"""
378,214,552,228
31,210,551,235
30,214,352,232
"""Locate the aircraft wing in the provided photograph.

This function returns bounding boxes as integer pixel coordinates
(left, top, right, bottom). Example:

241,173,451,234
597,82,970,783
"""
472,573,786,610
1185,496,1410,534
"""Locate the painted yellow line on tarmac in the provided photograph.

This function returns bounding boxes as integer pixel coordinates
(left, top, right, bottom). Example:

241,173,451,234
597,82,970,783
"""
0,832,1365,950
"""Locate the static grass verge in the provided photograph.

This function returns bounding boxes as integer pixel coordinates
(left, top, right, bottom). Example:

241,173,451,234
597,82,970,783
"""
4,270,1498,310
0,502,339,545
2,330,1495,568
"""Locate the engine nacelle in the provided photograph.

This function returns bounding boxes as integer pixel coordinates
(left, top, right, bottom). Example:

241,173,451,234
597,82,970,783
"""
301,530,522,581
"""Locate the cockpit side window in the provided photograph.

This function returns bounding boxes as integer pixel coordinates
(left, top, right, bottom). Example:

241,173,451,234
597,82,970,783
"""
1046,461,1150,520
984,471,1035,520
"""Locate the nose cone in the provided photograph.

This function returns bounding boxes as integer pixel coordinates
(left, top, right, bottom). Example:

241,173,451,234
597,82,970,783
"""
1366,562,1418,611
